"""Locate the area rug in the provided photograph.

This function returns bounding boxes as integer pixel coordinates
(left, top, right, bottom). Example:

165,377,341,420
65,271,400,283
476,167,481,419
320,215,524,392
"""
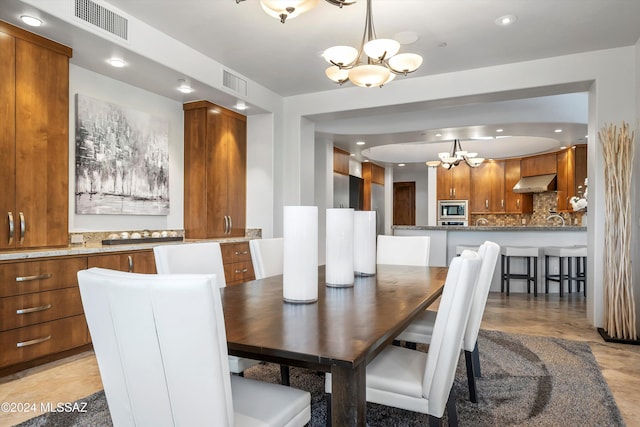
15,330,624,426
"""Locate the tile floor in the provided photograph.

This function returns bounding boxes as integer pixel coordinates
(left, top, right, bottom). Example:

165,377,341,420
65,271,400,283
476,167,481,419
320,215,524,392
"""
1,292,638,427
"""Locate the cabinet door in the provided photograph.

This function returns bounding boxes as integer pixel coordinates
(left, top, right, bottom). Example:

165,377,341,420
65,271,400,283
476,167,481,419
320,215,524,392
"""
14,39,68,248
0,32,16,250
451,163,470,200
504,159,533,213
556,149,575,211
521,152,557,177
470,164,492,213
225,113,247,237
436,168,452,200
489,161,505,212
88,251,156,274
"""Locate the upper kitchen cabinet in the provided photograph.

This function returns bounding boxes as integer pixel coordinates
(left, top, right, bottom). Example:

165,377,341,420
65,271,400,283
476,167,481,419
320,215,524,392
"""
556,145,587,211
504,159,533,214
0,22,71,250
183,101,246,238
437,163,470,201
520,152,557,177
470,160,505,213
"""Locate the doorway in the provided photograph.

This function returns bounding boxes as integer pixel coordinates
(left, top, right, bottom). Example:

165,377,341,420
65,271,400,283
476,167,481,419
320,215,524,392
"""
393,181,416,225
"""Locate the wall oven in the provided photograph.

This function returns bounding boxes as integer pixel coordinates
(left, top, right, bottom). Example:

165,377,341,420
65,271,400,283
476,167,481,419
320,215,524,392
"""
437,200,468,225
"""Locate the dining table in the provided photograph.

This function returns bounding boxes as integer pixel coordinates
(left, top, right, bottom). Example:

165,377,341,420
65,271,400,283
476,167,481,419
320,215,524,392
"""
220,264,448,427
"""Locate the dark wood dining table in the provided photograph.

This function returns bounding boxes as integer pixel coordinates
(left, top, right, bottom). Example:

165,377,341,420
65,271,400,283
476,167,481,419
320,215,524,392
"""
221,264,448,427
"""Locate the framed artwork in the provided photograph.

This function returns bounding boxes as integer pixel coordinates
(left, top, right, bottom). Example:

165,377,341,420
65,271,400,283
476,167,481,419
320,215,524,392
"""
75,94,170,215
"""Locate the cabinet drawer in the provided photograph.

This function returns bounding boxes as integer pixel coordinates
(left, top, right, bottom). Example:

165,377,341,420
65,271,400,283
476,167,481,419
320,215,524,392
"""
0,315,89,368
224,260,255,286
221,242,252,263
0,287,84,331
0,258,87,297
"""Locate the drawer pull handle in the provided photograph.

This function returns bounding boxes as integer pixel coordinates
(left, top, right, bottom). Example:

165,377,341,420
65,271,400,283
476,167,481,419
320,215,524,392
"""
16,335,51,348
19,212,25,244
16,304,52,315
15,273,53,282
234,251,248,255
128,255,134,272
235,268,248,273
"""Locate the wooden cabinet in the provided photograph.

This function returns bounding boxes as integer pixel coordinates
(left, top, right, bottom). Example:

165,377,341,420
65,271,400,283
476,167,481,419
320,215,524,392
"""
470,161,505,213
333,147,350,175
504,159,533,214
556,146,587,211
221,242,255,286
184,101,246,239
87,250,157,274
0,257,90,373
0,22,71,250
362,162,384,211
436,163,470,200
520,152,557,177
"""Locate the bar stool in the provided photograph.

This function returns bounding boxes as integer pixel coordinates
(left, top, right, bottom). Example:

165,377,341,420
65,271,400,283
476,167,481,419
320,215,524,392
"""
500,246,541,296
543,246,587,296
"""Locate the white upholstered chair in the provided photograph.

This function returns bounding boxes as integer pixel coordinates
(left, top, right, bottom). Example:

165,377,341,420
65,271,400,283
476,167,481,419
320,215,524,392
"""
153,242,260,375
376,235,430,267
396,241,501,403
325,253,482,426
249,238,284,279
78,268,311,427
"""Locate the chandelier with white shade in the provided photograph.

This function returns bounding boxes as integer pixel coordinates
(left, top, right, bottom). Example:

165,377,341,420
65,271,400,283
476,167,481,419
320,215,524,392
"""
322,0,423,88
426,139,485,169
252,0,356,24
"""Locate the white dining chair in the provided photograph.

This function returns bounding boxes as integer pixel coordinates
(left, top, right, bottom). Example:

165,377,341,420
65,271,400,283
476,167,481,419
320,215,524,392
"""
153,242,260,375
325,253,481,426
396,240,501,403
78,268,311,427
249,237,284,279
376,235,430,267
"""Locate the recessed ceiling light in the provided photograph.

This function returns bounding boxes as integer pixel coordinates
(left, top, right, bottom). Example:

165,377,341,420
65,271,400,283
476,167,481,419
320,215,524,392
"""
20,15,42,27
107,57,126,68
560,146,567,149
363,159,370,162
435,133,442,137
350,153,355,156
496,128,503,133
235,100,247,111
356,141,366,145
554,129,563,133
398,163,406,167
177,79,194,94
495,14,517,26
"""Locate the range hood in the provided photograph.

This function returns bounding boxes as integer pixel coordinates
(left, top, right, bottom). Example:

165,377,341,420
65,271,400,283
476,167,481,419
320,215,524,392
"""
512,173,557,193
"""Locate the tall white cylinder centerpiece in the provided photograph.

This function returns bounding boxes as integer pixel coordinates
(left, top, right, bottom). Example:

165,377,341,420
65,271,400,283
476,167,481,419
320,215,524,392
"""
283,206,318,303
354,210,377,276
326,208,354,287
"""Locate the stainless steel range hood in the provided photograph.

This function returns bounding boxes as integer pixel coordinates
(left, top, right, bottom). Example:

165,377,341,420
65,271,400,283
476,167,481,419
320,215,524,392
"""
512,173,557,193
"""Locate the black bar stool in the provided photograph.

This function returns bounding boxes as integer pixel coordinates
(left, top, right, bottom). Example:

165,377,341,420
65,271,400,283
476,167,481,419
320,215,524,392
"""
500,246,540,296
543,246,587,296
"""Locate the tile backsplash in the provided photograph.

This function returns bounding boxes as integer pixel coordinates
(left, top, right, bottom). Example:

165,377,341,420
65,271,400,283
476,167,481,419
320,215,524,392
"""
470,192,585,226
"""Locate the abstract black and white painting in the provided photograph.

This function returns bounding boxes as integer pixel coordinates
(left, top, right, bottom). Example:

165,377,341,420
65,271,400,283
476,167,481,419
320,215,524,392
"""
75,94,170,215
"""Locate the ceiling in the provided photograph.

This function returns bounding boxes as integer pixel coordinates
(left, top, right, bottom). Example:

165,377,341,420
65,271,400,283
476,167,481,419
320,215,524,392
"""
3,0,640,169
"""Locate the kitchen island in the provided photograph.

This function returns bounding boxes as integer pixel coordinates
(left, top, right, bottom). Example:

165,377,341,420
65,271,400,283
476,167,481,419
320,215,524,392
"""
393,225,587,294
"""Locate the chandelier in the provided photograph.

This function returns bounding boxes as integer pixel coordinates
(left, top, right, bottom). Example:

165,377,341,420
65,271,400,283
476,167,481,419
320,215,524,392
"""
240,0,356,24
321,0,423,88
426,139,485,169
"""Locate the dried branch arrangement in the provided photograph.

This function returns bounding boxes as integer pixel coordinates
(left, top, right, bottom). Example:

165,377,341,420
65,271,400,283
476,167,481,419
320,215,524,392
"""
599,121,637,340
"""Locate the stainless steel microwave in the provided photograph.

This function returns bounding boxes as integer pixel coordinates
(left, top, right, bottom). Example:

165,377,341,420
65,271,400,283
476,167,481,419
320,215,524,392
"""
438,200,468,221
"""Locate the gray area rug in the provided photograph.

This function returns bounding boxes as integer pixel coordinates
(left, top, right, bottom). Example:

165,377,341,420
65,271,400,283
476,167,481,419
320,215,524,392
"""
16,330,624,426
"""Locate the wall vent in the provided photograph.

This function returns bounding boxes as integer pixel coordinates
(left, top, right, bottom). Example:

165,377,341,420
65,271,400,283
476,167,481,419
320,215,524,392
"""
223,70,248,96
74,0,128,41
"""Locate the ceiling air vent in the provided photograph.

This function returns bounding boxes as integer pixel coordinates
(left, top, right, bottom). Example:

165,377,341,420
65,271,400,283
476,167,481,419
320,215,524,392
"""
223,70,248,96
74,0,128,41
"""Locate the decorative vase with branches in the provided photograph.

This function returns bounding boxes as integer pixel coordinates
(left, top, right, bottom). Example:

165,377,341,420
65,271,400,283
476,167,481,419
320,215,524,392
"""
599,121,637,340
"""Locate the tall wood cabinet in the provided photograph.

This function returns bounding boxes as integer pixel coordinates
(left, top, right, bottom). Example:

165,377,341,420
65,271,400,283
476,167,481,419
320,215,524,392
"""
504,159,533,214
0,22,71,250
184,101,247,238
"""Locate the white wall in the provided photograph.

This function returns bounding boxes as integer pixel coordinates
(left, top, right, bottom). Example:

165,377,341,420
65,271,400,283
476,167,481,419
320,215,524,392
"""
246,113,275,237
69,65,184,232
393,167,430,225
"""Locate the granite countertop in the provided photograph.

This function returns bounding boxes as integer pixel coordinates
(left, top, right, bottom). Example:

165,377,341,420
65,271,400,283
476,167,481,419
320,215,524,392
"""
392,225,587,232
0,237,252,262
